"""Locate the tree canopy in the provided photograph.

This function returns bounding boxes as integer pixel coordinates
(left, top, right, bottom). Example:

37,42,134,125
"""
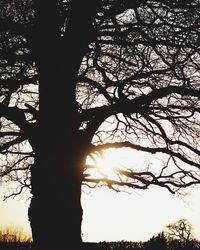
1,0,200,197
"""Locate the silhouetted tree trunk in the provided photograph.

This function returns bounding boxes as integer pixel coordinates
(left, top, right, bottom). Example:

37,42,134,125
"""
28,1,99,249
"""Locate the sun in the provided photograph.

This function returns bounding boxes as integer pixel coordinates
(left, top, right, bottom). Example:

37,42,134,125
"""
86,147,155,181
94,151,119,179
87,148,138,180
87,149,123,180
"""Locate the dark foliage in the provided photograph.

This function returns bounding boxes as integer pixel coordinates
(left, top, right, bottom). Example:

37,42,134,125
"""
0,239,200,250
0,242,32,250
145,232,167,250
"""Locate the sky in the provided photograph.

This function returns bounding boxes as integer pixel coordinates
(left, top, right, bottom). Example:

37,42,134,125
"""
1,148,200,242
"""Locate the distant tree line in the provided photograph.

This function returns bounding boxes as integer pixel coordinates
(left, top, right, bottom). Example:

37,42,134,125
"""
0,219,200,250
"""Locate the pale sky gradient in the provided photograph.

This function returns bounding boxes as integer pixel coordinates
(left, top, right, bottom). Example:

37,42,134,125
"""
82,186,200,242
1,148,200,242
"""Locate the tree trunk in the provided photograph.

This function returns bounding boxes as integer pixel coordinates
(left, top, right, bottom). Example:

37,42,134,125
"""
28,56,85,249
29,65,86,250
29,148,84,250
29,62,85,250
28,1,99,249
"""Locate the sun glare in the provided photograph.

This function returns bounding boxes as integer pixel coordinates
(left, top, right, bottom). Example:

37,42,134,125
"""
94,151,119,179
86,147,164,182
87,148,141,180
86,149,128,181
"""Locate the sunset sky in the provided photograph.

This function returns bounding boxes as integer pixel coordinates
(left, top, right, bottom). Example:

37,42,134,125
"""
1,148,200,243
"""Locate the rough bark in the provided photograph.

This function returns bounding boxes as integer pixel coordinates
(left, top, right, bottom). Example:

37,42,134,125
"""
28,1,99,249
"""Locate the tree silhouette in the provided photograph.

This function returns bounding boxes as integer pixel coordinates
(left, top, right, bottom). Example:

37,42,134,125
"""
165,219,194,242
164,219,200,250
1,1,200,249
146,232,167,250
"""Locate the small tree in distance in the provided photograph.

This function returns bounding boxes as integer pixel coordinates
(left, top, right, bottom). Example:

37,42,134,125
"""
165,219,194,243
164,218,200,250
1,1,200,250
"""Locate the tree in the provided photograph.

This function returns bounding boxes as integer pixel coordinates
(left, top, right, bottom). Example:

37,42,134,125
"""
146,232,167,250
1,0,200,249
165,219,194,243
164,219,200,250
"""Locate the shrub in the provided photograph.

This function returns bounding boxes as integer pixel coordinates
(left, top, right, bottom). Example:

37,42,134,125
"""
0,227,32,243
